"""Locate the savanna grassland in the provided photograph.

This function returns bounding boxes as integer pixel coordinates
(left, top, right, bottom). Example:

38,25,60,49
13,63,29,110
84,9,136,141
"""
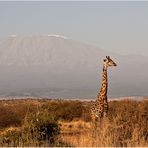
0,98,147,147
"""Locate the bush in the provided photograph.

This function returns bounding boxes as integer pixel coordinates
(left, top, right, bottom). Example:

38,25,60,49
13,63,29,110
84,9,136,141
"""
0,109,61,147
0,106,21,128
22,109,60,145
47,100,85,121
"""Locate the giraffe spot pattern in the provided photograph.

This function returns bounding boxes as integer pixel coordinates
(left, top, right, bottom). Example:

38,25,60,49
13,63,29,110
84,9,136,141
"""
90,57,117,120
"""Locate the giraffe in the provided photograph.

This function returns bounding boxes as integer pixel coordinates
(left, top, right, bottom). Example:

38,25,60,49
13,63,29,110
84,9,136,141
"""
91,56,117,123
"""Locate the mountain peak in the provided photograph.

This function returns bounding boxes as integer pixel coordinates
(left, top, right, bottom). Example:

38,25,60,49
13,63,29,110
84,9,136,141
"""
10,35,17,37
46,34,68,39
8,34,68,39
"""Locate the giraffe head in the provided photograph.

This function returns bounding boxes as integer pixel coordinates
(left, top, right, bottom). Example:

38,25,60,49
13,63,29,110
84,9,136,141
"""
103,56,117,67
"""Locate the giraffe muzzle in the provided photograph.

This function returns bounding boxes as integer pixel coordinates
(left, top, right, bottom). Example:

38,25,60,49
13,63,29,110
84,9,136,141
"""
114,63,117,66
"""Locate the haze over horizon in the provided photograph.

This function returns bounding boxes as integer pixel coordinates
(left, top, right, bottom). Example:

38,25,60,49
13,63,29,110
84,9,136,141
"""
0,35,148,99
0,1,148,55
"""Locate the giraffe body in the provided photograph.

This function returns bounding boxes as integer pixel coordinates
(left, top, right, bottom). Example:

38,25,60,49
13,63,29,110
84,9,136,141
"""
91,56,117,121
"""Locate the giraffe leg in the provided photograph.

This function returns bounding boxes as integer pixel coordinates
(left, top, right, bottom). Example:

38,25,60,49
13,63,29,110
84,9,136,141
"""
91,117,98,138
103,101,108,117
99,116,103,129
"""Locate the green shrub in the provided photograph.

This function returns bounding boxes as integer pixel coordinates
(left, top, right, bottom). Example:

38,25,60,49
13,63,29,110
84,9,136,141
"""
0,109,61,147
22,109,60,145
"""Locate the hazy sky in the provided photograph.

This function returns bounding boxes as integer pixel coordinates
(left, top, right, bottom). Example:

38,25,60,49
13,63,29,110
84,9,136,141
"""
0,1,148,55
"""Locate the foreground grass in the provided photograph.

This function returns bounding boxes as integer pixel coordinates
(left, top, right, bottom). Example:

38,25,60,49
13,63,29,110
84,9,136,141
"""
0,98,148,147
60,118,147,147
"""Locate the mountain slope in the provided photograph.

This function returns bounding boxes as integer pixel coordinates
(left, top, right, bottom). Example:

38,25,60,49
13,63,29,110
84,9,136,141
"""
0,35,147,98
0,35,108,67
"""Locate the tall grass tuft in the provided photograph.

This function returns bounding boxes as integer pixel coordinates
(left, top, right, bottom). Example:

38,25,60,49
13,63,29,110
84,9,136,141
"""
0,108,61,147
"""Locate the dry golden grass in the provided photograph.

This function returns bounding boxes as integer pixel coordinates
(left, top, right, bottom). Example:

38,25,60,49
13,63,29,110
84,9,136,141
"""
60,120,92,147
0,126,20,136
60,120,91,134
0,98,148,147
60,118,148,147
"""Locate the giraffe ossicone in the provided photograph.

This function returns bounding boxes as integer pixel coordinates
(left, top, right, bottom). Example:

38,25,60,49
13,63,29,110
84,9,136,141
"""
91,56,117,121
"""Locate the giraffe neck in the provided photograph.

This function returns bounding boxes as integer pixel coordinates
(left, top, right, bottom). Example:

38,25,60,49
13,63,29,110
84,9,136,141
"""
98,64,108,98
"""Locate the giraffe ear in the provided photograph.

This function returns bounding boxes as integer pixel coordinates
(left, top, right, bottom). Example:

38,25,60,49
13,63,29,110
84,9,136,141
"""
106,56,110,59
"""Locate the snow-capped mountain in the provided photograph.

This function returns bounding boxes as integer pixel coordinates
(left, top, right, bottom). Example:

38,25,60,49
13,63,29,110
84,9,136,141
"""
0,35,108,67
0,35,147,99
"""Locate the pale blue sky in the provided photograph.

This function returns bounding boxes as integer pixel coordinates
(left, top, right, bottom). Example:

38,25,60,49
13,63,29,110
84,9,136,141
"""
0,1,148,55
